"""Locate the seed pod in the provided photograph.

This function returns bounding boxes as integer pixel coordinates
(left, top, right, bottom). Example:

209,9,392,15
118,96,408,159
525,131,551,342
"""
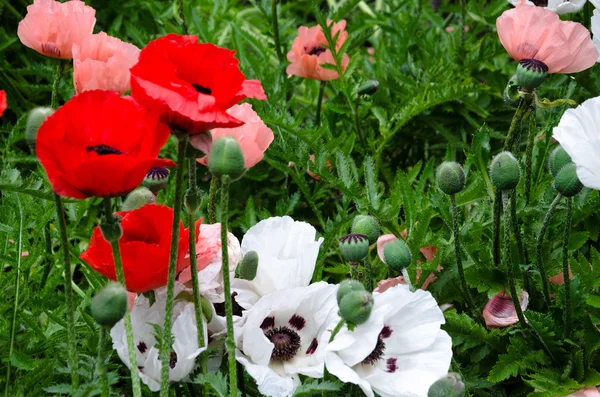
142,167,170,194
339,234,369,262
516,59,548,91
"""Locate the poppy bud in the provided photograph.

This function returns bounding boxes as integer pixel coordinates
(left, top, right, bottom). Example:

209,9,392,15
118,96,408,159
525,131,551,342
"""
383,239,412,271
339,234,369,263
184,187,203,215
490,151,520,191
100,216,123,243
436,161,466,195
548,146,572,178
121,187,156,211
90,282,128,327
142,167,170,194
200,296,213,323
428,373,465,397
26,107,54,151
503,75,520,108
351,215,380,244
38,312,48,329
239,251,259,280
208,136,245,181
337,280,365,305
355,80,379,97
339,290,373,326
554,163,583,197
516,59,548,91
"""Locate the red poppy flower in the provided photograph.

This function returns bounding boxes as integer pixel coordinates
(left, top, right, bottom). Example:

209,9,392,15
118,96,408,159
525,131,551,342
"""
80,204,191,293
130,34,267,134
0,90,6,117
36,90,174,199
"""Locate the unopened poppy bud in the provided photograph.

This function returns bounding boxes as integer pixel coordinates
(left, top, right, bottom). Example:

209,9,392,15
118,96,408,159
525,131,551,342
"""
355,80,379,97
428,373,465,397
516,59,548,91
142,167,170,194
26,107,54,151
91,282,128,327
100,216,123,243
200,296,213,323
337,280,365,305
554,163,583,197
339,290,373,326
208,136,245,181
548,146,572,177
121,187,156,211
239,251,259,280
351,215,380,244
339,234,369,263
38,312,48,329
503,75,520,108
436,161,466,195
490,151,520,191
184,187,203,215
383,239,412,271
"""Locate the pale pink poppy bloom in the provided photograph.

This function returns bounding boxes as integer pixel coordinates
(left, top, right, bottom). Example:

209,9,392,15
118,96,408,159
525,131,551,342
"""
21,251,29,258
564,387,600,397
483,289,529,329
72,32,140,94
190,103,274,169
496,0,597,74
549,265,574,285
286,20,350,81
18,0,96,60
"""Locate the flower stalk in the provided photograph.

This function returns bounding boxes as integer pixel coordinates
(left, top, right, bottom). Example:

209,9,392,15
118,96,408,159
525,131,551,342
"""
563,197,573,340
524,107,536,203
536,193,562,309
363,257,373,291
208,176,218,224
97,326,109,397
316,80,326,126
271,0,284,63
50,60,67,109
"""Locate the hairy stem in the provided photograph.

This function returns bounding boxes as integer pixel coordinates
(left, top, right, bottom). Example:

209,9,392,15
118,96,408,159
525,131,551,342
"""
402,268,414,291
39,223,53,290
208,176,218,224
316,81,327,126
350,99,365,148
536,193,562,309
524,107,536,204
50,60,67,109
97,326,109,397
363,257,373,291
563,197,573,340
177,0,188,33
271,0,284,63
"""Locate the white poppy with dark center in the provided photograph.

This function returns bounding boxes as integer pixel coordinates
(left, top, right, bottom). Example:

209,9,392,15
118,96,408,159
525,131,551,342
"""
235,282,338,397
508,0,587,14
325,285,452,397
592,1,600,62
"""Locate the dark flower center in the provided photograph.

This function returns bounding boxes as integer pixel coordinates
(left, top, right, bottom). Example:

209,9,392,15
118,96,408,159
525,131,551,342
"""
265,326,301,362
146,167,169,180
86,144,123,156
169,351,178,369
307,46,326,56
339,233,368,244
213,292,244,317
519,58,549,73
532,0,548,6
192,84,212,95
137,341,147,354
362,326,393,365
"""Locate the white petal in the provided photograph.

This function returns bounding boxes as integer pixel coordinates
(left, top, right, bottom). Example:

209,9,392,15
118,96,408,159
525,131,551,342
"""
236,352,300,397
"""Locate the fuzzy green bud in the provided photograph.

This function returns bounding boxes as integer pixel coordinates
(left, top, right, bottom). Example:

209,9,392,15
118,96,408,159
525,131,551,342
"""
142,167,170,194
503,75,521,108
200,296,213,323
490,151,520,191
351,215,380,244
554,163,583,197
436,161,466,195
548,146,572,177
339,234,369,263
516,59,548,91
239,251,259,281
208,136,245,180
91,282,128,327
26,107,54,151
428,373,465,397
356,80,379,97
121,187,156,211
339,290,373,326
337,280,366,305
184,187,203,215
383,239,412,271
100,216,123,243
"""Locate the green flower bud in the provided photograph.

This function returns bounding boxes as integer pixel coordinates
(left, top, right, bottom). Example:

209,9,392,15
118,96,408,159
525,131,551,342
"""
142,167,170,194
503,75,521,108
184,187,203,215
554,163,583,197
26,107,54,151
339,234,369,263
91,282,128,327
428,373,465,397
339,290,373,326
100,216,123,243
548,146,572,178
516,59,548,91
38,312,49,329
436,161,466,195
200,296,213,323
121,187,156,211
239,251,259,281
208,136,245,181
383,239,412,271
490,151,520,191
337,280,366,305
356,80,379,97
351,215,380,244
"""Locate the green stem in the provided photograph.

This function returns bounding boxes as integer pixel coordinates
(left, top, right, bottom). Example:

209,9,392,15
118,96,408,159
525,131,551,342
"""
401,268,414,291
510,193,527,275
493,193,502,267
524,108,536,204
459,0,465,61
451,195,482,322
97,326,109,397
102,199,142,397
50,60,67,109
503,97,531,152
563,197,573,340
160,137,187,396
536,193,562,309
363,257,373,291
220,181,237,397
502,192,527,326
177,0,188,33
350,99,365,148
208,176,218,224
54,193,79,390
271,0,284,63
316,81,326,126
329,319,345,343
39,223,53,290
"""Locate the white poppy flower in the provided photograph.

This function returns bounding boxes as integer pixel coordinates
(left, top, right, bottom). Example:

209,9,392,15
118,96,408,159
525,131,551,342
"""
235,282,338,397
110,285,208,392
325,285,452,397
508,0,587,14
553,96,600,190
592,7,600,62
232,216,324,310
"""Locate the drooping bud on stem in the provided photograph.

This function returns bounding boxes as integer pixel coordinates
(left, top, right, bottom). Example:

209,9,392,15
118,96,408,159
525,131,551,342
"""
548,146,572,177
554,163,583,197
351,215,380,244
91,282,128,327
339,289,373,326
121,187,156,211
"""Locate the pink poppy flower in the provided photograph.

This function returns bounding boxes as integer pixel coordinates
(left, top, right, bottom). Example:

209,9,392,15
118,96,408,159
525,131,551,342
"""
374,276,405,293
564,387,600,397
496,0,597,74
18,0,96,60
73,32,140,94
190,103,273,169
286,20,350,81
483,289,529,329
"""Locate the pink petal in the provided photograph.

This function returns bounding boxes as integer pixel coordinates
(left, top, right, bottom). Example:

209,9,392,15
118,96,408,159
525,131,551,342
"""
483,289,529,329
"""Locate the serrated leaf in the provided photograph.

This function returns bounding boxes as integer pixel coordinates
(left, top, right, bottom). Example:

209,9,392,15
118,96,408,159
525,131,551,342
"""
292,380,343,396
363,156,380,211
194,372,230,397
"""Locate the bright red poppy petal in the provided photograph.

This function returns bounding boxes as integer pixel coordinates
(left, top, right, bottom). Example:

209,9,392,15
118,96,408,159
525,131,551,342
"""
0,90,7,117
80,227,116,280
120,242,167,292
